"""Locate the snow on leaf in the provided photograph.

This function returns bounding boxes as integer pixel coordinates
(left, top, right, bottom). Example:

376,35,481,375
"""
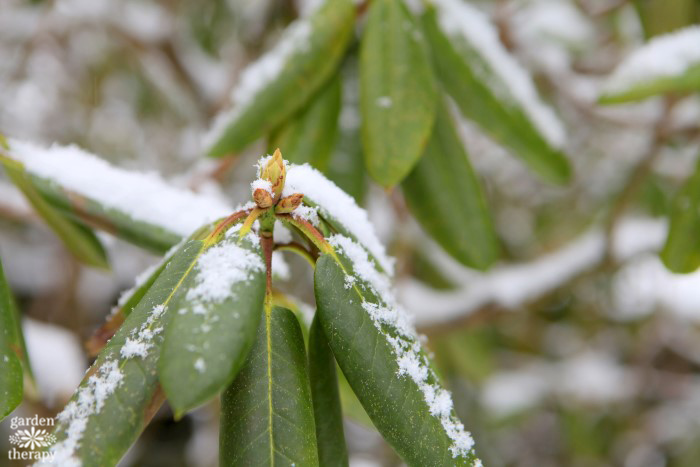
284,163,394,274
603,26,700,97
6,139,233,238
329,234,477,460
431,0,565,148
203,19,313,149
43,360,123,467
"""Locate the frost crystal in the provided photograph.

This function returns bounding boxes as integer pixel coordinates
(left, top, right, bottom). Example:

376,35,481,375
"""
432,0,565,148
331,234,477,460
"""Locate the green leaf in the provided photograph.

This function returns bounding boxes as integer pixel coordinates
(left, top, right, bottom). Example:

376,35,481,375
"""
421,5,570,184
308,315,349,467
314,252,479,465
326,59,367,204
270,73,342,171
207,0,356,157
360,0,437,187
159,232,266,416
87,250,174,356
1,158,109,269
402,99,499,270
0,155,181,253
600,61,700,104
220,305,319,466
662,160,700,272
48,221,233,465
0,257,23,420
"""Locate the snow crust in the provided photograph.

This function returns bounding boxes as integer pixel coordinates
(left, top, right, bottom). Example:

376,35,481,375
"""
284,163,394,273
432,0,566,148
604,26,700,95
7,139,232,237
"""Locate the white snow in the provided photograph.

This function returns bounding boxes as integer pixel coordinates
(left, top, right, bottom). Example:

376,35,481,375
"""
376,96,392,108
6,139,233,237
603,26,700,96
184,240,264,305
203,18,313,149
284,163,394,273
292,204,320,226
331,234,476,460
119,304,166,360
251,178,273,195
400,217,668,326
44,360,124,467
432,0,566,148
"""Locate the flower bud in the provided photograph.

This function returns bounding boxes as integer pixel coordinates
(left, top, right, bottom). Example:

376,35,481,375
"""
260,148,285,200
253,188,273,209
275,193,304,213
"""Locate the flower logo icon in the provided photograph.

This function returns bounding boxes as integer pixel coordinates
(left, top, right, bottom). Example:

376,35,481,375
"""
8,426,56,450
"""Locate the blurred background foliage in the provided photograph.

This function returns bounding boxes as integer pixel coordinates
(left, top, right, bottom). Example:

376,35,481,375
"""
2,0,700,466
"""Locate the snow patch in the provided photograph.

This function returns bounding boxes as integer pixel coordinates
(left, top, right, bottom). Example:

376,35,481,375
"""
44,360,123,466
284,163,394,273
6,139,232,237
604,26,700,95
203,19,313,148
432,0,566,148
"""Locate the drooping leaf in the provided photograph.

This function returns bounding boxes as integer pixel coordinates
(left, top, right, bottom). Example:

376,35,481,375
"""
270,73,342,171
1,157,109,269
421,2,570,184
206,0,356,157
314,246,479,465
360,0,437,187
308,315,348,467
402,99,499,270
1,139,233,253
220,305,319,466
662,159,700,272
0,257,23,420
47,221,237,465
159,230,266,416
599,25,700,103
